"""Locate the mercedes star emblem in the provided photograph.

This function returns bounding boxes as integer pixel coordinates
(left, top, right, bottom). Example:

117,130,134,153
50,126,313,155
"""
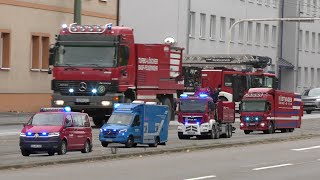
79,82,87,92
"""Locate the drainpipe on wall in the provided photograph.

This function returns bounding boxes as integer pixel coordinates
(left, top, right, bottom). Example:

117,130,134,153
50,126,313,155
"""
276,0,284,89
186,0,191,54
295,0,302,93
116,0,120,26
74,0,82,25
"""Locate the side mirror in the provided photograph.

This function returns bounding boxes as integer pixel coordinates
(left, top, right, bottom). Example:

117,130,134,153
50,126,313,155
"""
239,103,242,112
123,46,130,60
48,68,52,75
49,46,56,66
274,78,279,89
23,123,26,127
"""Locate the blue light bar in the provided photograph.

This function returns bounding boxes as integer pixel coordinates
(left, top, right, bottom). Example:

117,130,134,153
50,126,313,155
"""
199,94,208,98
27,132,33,136
180,94,188,98
64,106,71,112
92,89,97,93
246,117,250,121
69,88,74,93
41,132,48,136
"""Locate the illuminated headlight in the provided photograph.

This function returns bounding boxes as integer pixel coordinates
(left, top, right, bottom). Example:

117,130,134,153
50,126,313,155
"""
177,126,182,130
316,99,320,101
71,26,78,32
55,100,64,106
101,101,112,106
62,24,68,29
260,122,265,127
48,132,60,137
79,26,86,32
119,129,127,133
69,88,74,93
240,123,244,127
20,133,26,137
255,117,259,121
245,117,250,122
92,89,97,93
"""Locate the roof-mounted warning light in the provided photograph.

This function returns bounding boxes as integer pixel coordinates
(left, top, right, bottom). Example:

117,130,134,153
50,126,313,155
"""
66,23,113,34
40,106,72,112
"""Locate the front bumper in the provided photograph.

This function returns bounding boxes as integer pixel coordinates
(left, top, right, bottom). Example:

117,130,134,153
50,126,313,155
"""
99,132,128,144
52,94,124,109
19,137,62,151
177,123,211,136
240,122,268,131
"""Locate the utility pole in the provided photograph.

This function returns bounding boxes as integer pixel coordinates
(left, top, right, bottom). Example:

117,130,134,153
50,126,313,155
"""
74,0,82,25
276,0,284,89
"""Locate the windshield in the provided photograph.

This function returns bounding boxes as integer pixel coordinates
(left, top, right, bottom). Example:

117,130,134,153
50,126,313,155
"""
304,88,320,96
28,113,64,126
251,75,274,88
180,99,207,113
241,101,266,112
107,114,133,125
55,45,117,67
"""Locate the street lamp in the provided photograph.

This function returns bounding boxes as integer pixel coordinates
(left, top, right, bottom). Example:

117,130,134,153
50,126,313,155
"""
226,17,317,54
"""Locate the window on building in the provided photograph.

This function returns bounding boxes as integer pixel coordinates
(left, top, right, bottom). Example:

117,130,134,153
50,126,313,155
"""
230,18,236,42
307,0,311,15
313,0,317,17
189,12,196,37
298,67,302,86
200,13,206,39
312,32,316,52
317,68,320,86
304,67,309,86
305,31,310,51
0,30,10,69
299,30,303,51
264,24,269,46
318,33,320,53
255,23,261,45
239,22,244,43
311,67,315,87
209,15,216,40
31,34,50,71
220,17,226,41
247,21,253,44
271,25,277,47
265,0,270,6
257,0,263,5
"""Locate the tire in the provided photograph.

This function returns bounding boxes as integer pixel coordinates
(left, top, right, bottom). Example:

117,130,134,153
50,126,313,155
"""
101,142,109,147
178,133,189,139
281,129,289,133
132,143,138,147
226,125,231,138
125,136,134,148
81,140,90,153
57,140,67,155
149,137,159,147
264,122,274,134
289,128,294,132
306,110,312,114
161,97,174,121
21,150,30,157
244,130,251,134
209,126,215,139
229,125,233,138
48,150,55,156
214,126,220,139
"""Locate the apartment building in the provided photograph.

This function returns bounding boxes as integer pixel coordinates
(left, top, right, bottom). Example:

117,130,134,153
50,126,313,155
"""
0,0,118,112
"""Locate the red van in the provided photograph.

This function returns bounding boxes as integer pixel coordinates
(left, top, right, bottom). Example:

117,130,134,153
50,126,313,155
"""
19,107,92,156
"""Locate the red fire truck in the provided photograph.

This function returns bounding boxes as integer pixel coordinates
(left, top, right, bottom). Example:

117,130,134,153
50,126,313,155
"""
177,88,235,139
183,55,278,110
49,23,185,126
239,88,303,134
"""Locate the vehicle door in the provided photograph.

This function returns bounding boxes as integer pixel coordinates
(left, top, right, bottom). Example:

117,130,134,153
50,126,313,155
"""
72,114,86,149
131,115,142,143
83,115,92,142
118,45,131,89
63,114,76,150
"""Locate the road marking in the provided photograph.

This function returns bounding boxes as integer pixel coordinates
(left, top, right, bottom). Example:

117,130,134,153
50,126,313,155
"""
252,163,293,171
291,145,320,151
184,175,216,180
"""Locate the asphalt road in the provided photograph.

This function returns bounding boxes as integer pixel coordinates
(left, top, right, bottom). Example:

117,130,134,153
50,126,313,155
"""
0,112,319,169
1,136,319,180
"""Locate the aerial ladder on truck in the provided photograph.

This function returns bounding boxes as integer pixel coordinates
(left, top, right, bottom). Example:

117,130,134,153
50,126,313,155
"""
181,54,278,110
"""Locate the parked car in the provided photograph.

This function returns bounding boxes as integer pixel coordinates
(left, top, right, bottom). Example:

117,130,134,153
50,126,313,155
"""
301,88,320,114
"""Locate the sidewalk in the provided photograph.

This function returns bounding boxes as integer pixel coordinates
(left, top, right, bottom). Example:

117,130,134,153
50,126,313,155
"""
0,113,33,125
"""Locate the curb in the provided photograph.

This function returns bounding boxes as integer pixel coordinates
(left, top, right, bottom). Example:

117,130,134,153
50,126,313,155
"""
0,134,319,171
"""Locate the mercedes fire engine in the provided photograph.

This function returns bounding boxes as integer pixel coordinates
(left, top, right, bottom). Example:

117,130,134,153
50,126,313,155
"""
183,54,279,110
177,88,235,139
49,23,185,127
240,88,303,134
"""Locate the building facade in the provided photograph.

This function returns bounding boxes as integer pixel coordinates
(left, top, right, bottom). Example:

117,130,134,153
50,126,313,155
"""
120,0,320,93
0,0,118,112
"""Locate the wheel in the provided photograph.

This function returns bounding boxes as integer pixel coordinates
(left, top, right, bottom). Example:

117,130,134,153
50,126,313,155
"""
226,125,232,138
48,150,55,156
244,130,251,134
281,129,289,133
306,110,312,114
132,143,138,147
178,133,190,139
229,125,233,138
214,126,220,139
209,126,215,139
149,137,159,147
57,140,67,155
81,140,90,153
125,136,134,148
289,128,294,132
161,97,174,121
264,122,274,134
21,150,30,156
101,142,109,147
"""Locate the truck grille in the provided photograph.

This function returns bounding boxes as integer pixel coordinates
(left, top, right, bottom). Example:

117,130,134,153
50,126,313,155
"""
185,125,198,133
103,129,119,138
52,80,118,96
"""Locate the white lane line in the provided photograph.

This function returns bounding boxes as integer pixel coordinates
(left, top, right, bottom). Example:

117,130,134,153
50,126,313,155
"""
252,163,293,171
291,145,320,151
184,175,216,180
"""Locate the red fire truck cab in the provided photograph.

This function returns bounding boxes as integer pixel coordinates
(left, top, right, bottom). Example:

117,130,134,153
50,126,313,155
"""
49,23,185,127
240,88,303,134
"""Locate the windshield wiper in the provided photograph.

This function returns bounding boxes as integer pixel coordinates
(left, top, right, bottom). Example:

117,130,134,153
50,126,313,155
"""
85,63,102,67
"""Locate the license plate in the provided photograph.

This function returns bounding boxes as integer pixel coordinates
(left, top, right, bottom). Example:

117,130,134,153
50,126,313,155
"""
304,103,313,105
187,132,195,135
31,144,42,148
249,123,256,126
76,98,90,103
105,139,113,142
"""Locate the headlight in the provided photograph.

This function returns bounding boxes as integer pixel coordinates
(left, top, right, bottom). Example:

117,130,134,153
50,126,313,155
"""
260,122,265,127
240,123,244,127
100,129,103,132
48,132,60,137
101,101,112,106
54,100,64,106
119,129,127,133
316,99,320,102
20,133,26,137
